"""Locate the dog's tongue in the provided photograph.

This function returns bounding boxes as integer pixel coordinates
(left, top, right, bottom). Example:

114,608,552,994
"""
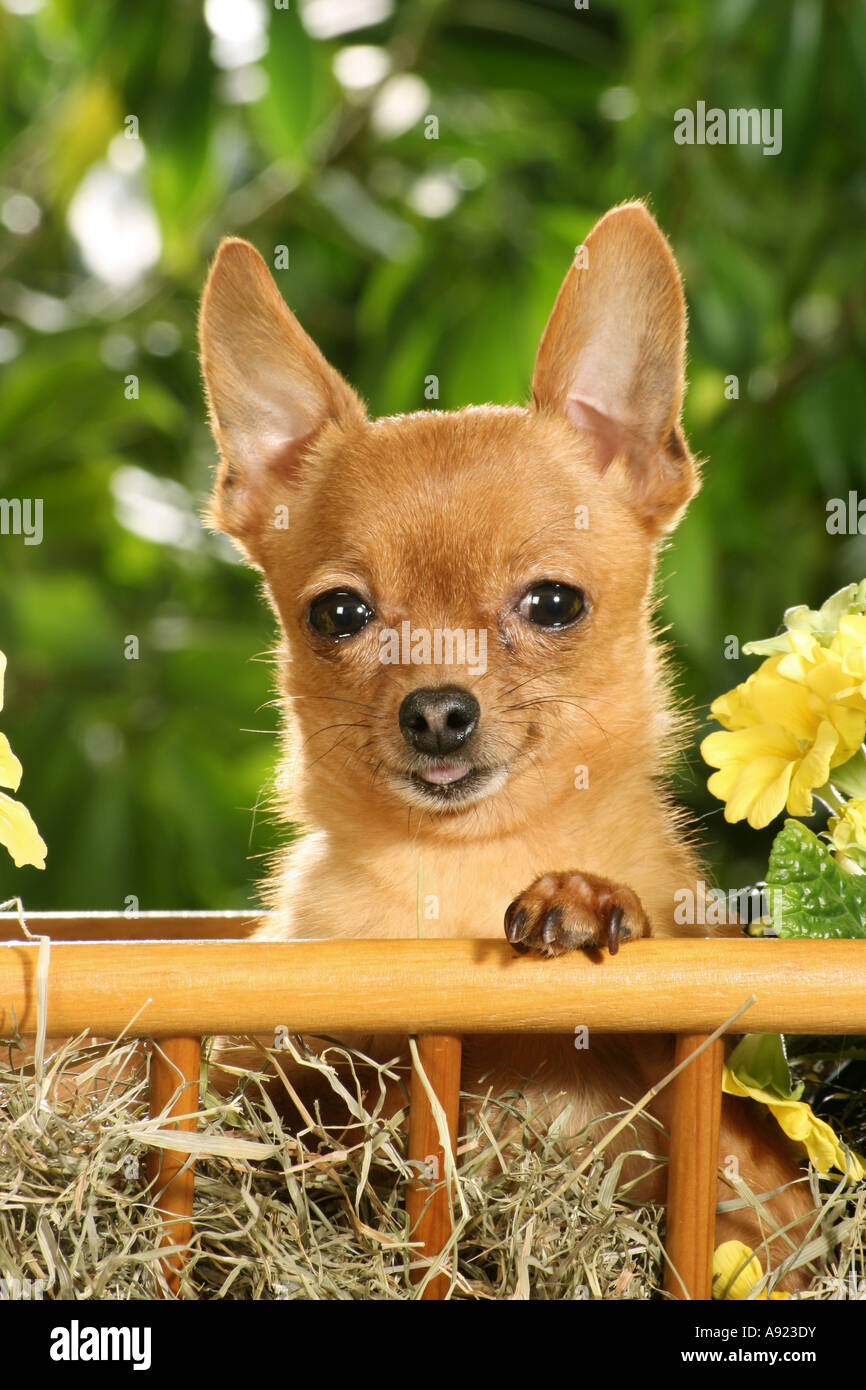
418,762,471,785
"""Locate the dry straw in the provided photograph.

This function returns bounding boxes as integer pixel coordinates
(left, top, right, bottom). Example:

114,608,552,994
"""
0,899,863,1300
0,1025,862,1298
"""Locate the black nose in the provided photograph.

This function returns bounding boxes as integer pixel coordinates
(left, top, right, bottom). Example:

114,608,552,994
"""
398,686,480,756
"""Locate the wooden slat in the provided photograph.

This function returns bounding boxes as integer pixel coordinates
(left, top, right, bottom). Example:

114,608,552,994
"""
406,1035,462,1299
2,938,866,1037
0,911,262,942
663,1034,725,1300
146,1036,201,1297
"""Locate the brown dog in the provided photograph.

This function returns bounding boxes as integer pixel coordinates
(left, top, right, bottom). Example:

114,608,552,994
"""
199,202,816,1292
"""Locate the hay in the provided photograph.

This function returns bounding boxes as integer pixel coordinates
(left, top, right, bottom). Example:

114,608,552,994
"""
1,1023,863,1300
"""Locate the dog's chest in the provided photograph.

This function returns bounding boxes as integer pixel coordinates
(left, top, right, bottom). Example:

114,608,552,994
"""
266,818,692,942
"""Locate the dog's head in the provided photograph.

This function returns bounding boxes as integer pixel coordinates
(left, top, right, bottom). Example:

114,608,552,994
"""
199,203,698,838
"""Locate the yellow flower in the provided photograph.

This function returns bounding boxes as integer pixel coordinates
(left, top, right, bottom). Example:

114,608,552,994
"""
828,614,866,709
0,731,23,791
702,657,866,828
702,721,838,828
828,797,866,854
712,1242,788,1300
723,1066,866,1179
0,794,47,869
742,582,866,658
0,649,46,871
778,619,866,713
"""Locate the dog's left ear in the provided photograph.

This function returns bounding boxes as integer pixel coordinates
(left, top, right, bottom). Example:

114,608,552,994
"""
532,201,699,534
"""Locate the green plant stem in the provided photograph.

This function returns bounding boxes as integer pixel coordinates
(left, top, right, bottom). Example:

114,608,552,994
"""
815,783,845,816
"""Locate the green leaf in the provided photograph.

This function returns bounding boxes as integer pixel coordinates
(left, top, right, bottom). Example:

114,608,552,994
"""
727,1033,802,1101
831,748,866,800
767,820,866,939
255,8,332,167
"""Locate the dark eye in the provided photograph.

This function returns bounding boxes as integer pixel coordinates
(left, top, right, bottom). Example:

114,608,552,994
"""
307,589,374,639
517,582,586,629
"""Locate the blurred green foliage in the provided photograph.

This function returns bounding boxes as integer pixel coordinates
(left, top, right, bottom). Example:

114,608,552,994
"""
1,0,865,908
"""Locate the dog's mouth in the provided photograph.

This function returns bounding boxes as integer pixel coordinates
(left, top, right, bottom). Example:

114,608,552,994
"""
393,758,508,809
414,760,474,788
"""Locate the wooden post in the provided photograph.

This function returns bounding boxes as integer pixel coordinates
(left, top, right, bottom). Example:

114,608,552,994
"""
664,1033,725,1300
406,1034,462,1300
146,1035,200,1296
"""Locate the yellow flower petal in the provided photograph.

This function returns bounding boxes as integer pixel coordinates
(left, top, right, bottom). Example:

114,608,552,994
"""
787,719,838,810
705,762,742,803
831,681,866,712
709,659,791,733
0,791,47,869
775,628,866,738
726,756,794,828
723,1068,866,1179
0,732,23,792
746,670,819,742
835,613,866,650
786,629,822,659
710,685,760,732
712,1242,789,1300
702,724,801,768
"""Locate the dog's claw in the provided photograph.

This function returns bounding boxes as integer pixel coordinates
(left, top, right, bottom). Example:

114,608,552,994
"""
503,871,650,957
608,904,624,956
504,901,529,945
541,907,562,945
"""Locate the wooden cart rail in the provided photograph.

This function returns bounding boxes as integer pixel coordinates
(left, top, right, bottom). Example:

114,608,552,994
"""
2,914,865,1302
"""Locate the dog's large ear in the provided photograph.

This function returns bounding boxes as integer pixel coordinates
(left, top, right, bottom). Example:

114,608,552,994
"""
532,202,698,533
199,238,365,552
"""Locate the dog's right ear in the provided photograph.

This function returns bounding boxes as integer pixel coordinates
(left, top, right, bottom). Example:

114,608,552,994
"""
198,238,365,554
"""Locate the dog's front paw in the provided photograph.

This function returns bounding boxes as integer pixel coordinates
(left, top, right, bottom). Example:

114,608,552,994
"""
504,871,650,957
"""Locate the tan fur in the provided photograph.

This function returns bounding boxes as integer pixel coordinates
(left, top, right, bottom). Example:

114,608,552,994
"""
199,202,816,1290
